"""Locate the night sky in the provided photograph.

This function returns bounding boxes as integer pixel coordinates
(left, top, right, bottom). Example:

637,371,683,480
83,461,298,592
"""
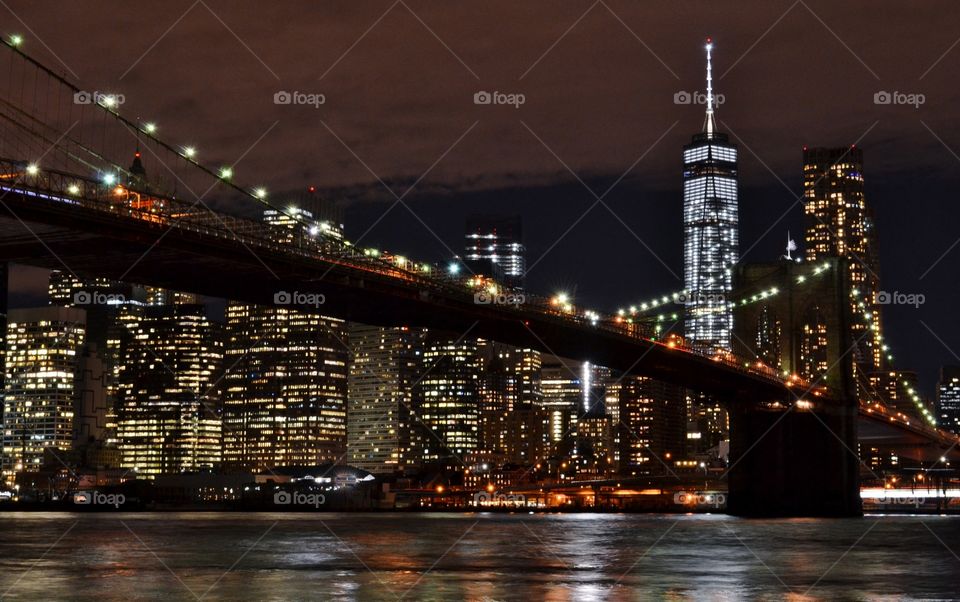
4,1,959,394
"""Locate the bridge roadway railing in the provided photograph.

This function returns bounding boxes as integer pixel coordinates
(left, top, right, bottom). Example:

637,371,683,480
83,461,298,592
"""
2,158,811,393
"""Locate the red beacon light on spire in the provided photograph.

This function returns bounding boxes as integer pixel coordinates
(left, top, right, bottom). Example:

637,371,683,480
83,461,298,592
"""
308,185,316,193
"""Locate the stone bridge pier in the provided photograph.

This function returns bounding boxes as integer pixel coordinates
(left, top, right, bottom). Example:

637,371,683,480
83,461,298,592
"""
727,397,862,517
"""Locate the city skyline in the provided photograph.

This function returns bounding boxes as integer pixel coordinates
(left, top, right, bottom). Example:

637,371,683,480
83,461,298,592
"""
3,3,959,396
1,3,959,599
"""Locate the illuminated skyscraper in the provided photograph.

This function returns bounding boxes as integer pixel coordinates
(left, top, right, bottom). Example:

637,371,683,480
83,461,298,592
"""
115,304,223,477
2,307,86,485
541,356,582,456
937,366,960,435
682,38,739,350
464,215,526,288
219,205,350,471
475,342,547,465
222,304,348,471
347,324,423,474
802,146,884,376
414,335,480,464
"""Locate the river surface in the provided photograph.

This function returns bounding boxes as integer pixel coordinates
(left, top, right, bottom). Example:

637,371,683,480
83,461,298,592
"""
0,512,958,600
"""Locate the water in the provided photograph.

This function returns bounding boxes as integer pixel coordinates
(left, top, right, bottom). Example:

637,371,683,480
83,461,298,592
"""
0,512,957,600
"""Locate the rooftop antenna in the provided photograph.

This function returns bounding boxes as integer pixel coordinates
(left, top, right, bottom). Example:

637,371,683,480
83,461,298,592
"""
703,37,716,136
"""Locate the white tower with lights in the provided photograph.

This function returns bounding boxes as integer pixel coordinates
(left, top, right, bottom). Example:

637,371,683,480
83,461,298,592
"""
682,38,739,351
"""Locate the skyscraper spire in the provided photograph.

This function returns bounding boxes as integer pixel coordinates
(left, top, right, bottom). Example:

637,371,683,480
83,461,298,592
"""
682,35,739,352
703,37,716,136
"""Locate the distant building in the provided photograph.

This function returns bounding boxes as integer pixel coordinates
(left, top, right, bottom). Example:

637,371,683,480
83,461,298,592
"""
802,146,885,378
476,341,511,461
222,303,348,472
506,347,548,466
617,376,686,476
414,335,480,465
264,188,345,244
541,356,583,458
347,324,423,474
49,271,147,396
574,415,613,478
116,304,223,477
2,307,86,485
868,370,932,421
464,215,525,289
938,366,960,434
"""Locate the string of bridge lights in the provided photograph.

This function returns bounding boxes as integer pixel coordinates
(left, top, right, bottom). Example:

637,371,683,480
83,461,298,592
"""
4,34,332,241
611,261,833,326
851,287,937,427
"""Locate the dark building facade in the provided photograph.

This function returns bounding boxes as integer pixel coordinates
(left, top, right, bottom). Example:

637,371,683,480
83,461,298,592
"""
617,376,686,476
938,366,960,435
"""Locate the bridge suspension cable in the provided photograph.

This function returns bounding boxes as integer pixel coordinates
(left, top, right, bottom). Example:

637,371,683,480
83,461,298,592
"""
0,35,330,242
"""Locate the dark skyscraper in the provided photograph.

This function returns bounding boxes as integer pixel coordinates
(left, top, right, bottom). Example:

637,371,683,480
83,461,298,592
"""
616,376,686,476
682,39,739,351
938,366,960,435
464,215,526,289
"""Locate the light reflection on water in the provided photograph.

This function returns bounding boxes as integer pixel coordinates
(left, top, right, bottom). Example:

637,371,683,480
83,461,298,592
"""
0,512,957,600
